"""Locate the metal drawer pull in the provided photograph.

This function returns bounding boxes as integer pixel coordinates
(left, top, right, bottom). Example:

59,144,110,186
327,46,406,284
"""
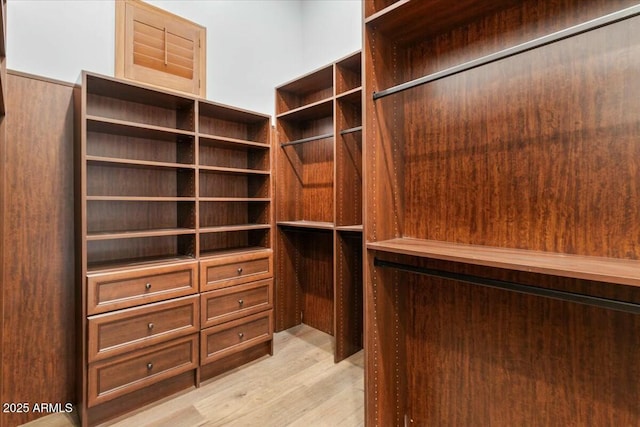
147,362,153,370
237,267,243,274
238,332,244,339
148,322,154,330
238,299,244,306
145,282,152,290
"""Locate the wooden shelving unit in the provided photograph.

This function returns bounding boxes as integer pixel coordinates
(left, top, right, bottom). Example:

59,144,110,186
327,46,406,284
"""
77,72,274,426
364,0,640,425
275,51,363,362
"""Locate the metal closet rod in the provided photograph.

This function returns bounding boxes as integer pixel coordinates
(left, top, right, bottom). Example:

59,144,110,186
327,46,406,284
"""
340,126,363,135
280,132,333,147
373,258,640,315
372,4,640,100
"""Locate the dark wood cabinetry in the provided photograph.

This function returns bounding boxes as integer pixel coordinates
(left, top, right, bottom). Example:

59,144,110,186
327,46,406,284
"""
364,0,640,425
77,72,273,425
275,52,363,362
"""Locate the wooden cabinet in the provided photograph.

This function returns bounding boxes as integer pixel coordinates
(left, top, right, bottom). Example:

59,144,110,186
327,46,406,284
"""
275,51,363,362
77,72,274,426
363,0,640,425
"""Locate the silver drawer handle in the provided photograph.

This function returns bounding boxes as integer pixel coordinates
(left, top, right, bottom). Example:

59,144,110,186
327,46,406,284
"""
238,299,244,306
147,362,153,370
145,282,152,290
237,267,243,274
238,332,244,339
148,322,154,330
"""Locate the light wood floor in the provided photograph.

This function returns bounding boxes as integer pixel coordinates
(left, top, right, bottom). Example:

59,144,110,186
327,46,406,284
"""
23,325,364,427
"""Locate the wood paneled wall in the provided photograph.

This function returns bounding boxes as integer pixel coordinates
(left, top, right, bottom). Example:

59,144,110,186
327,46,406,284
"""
1,72,75,427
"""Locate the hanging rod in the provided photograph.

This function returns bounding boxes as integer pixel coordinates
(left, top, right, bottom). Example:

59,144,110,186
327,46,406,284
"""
372,5,640,100
340,126,363,135
280,132,333,147
373,258,640,315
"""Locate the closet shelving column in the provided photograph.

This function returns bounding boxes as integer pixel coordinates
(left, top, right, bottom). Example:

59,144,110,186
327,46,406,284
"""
196,100,274,381
364,0,640,425
275,52,363,362
334,52,363,361
276,64,335,339
78,72,199,426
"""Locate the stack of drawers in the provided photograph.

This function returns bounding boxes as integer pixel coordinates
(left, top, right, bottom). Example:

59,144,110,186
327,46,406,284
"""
85,261,200,407
84,251,274,409
199,250,274,368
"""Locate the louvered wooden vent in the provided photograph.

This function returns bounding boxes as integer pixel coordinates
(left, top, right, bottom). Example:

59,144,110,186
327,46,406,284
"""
116,0,206,97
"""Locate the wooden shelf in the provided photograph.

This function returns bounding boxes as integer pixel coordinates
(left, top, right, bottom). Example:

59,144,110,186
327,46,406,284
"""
199,246,271,260
336,225,363,232
198,165,269,175
200,224,271,234
368,238,640,288
87,255,196,274
87,196,196,202
198,133,270,149
87,228,196,241
365,0,519,45
85,72,195,110
336,87,362,104
199,100,270,123
200,197,270,203
86,156,194,170
0,0,6,57
276,97,333,122
86,116,195,139
277,221,334,231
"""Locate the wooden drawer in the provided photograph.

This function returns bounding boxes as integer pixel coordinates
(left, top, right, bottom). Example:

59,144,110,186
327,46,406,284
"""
87,261,198,315
200,250,272,291
88,295,199,362
88,334,197,407
200,311,273,365
201,279,273,328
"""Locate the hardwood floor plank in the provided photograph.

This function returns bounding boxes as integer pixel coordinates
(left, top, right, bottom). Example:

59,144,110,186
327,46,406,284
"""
21,325,364,427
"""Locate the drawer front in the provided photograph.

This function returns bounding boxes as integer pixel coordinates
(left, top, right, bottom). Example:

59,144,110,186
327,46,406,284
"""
88,295,199,362
201,279,273,328
200,311,273,365
87,261,198,315
88,334,197,407
200,251,272,291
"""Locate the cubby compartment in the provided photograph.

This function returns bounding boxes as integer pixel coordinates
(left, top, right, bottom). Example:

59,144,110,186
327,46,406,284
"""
86,120,195,166
199,170,270,200
199,200,270,230
199,137,269,172
85,74,195,132
275,228,333,335
198,100,270,144
335,52,361,95
199,228,271,258
276,65,333,114
87,234,196,271
87,163,195,199
87,200,195,235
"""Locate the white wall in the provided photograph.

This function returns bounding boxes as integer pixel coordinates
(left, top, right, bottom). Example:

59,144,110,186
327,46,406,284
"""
6,0,362,116
300,0,362,71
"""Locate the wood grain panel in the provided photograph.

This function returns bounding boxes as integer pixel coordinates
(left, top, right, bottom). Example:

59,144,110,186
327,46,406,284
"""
1,72,75,427
87,129,194,164
334,232,363,362
402,14,640,258
394,256,640,425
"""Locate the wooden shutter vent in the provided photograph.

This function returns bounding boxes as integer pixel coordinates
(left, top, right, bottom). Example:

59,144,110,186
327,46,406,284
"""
116,0,206,97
